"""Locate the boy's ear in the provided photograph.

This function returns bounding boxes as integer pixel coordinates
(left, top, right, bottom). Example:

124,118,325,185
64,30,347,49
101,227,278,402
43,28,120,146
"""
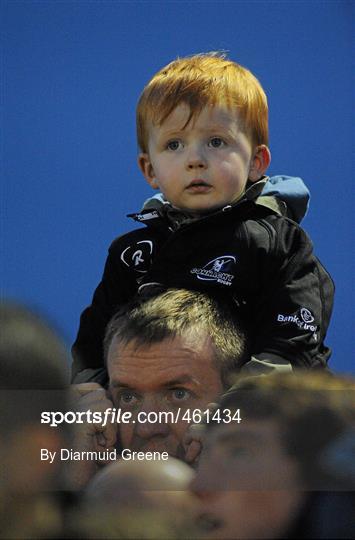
138,153,159,189
248,145,271,182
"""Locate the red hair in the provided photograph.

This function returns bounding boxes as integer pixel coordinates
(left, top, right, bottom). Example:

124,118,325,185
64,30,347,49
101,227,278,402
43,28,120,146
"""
136,52,268,152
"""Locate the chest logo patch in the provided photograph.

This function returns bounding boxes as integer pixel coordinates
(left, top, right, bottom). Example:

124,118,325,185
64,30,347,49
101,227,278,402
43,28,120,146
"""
120,240,153,273
191,255,236,286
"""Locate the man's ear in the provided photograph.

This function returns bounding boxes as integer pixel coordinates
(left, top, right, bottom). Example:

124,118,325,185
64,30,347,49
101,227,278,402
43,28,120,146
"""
138,153,159,189
248,145,271,182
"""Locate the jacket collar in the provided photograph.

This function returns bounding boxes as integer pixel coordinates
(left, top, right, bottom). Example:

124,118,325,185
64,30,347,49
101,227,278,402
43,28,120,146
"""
128,177,269,227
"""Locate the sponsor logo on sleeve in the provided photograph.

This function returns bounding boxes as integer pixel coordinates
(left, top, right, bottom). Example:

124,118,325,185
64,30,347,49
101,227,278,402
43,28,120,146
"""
300,308,314,323
120,240,153,273
277,307,318,340
191,255,236,286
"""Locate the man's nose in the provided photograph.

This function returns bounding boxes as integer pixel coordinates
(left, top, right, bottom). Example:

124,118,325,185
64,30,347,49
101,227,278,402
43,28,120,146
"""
185,144,207,170
134,400,170,439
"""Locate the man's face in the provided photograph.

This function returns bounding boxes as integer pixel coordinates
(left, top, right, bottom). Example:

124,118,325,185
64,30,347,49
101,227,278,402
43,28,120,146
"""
139,103,269,213
107,333,224,459
192,419,303,539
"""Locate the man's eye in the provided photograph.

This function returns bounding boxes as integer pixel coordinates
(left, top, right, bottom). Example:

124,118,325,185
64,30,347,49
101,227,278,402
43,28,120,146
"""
209,137,225,148
118,391,138,406
170,388,190,401
167,140,182,151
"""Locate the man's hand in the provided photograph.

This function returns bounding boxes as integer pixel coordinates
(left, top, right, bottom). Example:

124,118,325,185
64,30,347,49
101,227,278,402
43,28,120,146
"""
71,382,117,453
183,423,206,467
183,402,218,467
67,383,118,489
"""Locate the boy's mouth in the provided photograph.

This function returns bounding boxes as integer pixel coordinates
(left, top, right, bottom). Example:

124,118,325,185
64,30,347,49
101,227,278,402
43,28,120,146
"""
186,179,212,192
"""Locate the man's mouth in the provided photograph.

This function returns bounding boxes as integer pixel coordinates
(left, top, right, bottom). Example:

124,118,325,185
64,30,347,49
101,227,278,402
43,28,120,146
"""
133,441,177,458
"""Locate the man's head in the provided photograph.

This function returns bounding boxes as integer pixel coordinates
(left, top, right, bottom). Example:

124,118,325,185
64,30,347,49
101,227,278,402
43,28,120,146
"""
192,373,355,539
0,302,69,537
137,52,271,213
210,373,355,487
83,459,197,539
104,289,246,459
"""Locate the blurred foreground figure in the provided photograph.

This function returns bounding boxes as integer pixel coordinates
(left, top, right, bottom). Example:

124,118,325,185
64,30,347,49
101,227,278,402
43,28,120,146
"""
192,372,355,539
82,458,198,539
0,302,69,538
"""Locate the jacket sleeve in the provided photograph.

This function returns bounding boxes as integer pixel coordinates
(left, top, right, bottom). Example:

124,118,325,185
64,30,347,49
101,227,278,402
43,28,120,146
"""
244,217,334,371
71,240,138,381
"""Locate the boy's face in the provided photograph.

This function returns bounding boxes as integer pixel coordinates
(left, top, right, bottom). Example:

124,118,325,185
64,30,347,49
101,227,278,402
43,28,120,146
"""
138,103,270,213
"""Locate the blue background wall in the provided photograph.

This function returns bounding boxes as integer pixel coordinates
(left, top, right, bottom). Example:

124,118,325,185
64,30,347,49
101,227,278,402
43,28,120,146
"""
2,1,353,374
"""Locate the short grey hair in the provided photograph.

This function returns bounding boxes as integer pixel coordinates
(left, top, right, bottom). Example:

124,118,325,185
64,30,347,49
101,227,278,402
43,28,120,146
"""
104,288,247,387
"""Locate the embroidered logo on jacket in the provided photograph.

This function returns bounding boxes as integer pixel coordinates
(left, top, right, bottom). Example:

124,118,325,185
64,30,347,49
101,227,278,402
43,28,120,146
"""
135,211,159,221
277,308,318,340
300,308,314,323
120,240,153,273
191,256,236,286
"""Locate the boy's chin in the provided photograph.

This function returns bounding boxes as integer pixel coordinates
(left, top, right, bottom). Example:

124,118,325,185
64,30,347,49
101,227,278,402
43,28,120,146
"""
174,202,225,215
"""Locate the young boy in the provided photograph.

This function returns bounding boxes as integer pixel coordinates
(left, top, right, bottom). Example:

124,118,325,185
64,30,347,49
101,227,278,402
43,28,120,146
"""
72,52,334,383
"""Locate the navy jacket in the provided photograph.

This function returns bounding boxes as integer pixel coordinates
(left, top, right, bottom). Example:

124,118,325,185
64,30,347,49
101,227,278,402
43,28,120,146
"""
72,178,334,381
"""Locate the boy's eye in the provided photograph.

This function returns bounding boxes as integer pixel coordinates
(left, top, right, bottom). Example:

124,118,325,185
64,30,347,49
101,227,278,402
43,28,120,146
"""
167,140,182,151
209,137,225,148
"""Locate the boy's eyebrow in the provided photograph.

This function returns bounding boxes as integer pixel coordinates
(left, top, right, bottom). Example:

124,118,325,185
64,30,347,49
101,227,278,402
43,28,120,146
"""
159,124,236,137
201,122,234,130
158,128,187,137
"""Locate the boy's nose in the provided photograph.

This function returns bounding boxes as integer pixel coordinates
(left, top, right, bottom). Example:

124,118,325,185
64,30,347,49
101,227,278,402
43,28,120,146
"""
186,146,207,170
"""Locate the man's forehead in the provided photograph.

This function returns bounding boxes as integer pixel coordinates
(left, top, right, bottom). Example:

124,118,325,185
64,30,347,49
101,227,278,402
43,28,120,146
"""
108,333,213,362
107,334,217,387
110,373,195,390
